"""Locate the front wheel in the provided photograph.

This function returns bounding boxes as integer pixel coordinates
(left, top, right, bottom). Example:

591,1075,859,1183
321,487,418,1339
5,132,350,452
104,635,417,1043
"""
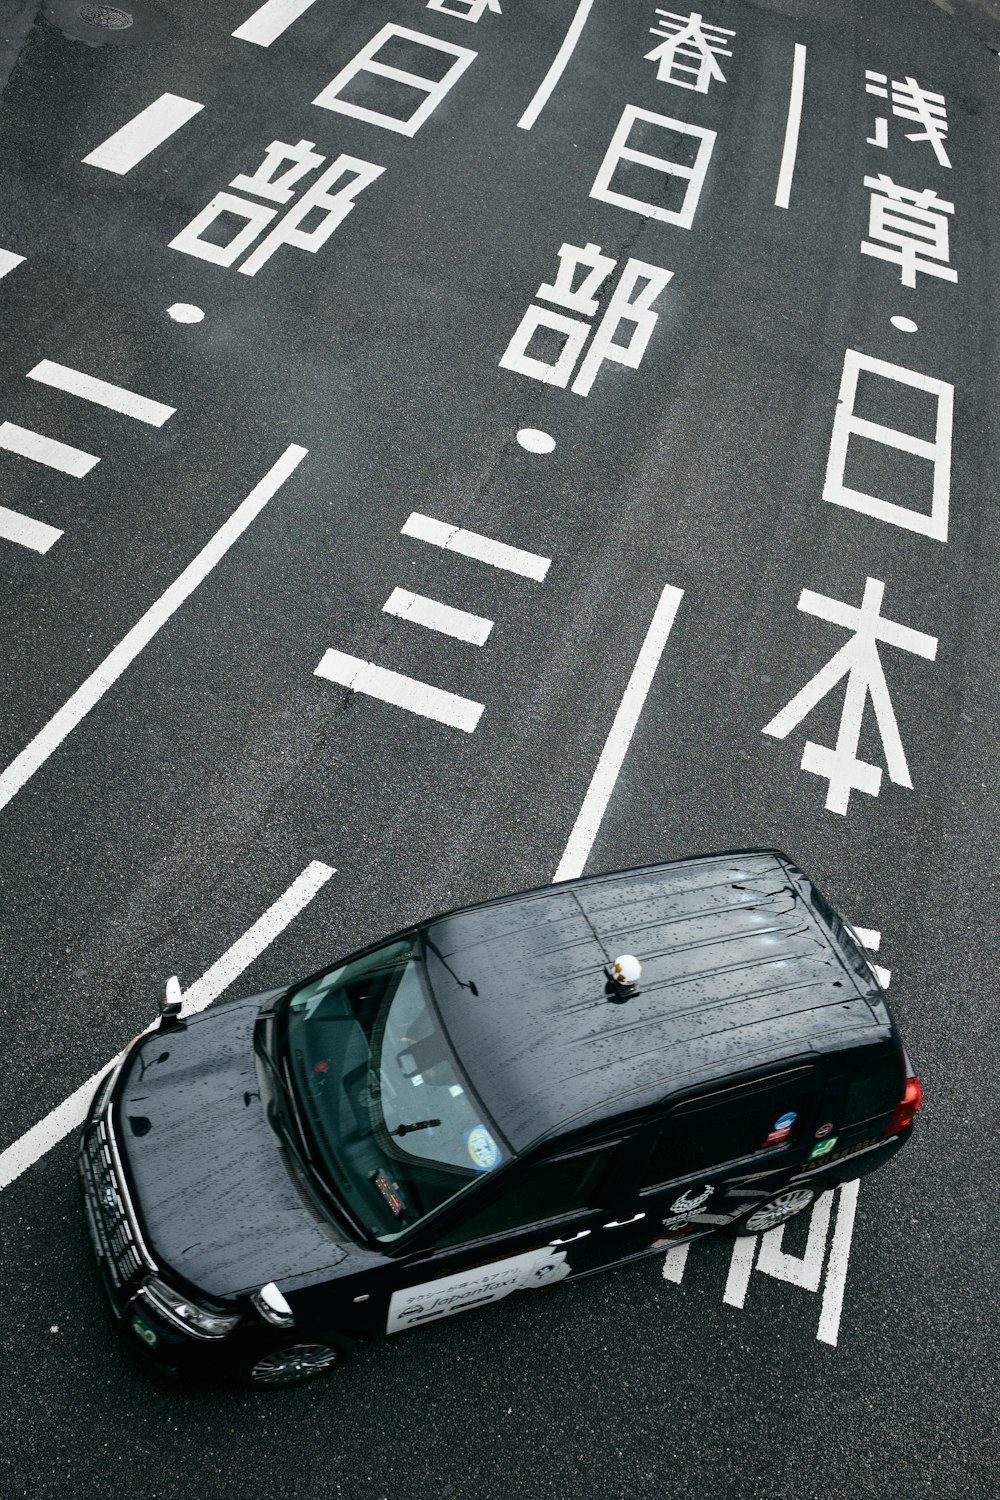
237,1339,348,1389
731,1187,816,1235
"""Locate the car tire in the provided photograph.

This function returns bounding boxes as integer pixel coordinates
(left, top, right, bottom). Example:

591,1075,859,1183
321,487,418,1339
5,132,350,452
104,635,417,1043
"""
236,1338,349,1389
729,1186,817,1236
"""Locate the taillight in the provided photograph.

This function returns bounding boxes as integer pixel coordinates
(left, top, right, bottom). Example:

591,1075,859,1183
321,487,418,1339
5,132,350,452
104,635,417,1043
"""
884,1074,921,1135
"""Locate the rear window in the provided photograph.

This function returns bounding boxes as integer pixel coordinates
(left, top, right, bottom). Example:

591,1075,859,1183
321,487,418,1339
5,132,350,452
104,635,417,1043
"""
842,1050,903,1125
639,1068,816,1188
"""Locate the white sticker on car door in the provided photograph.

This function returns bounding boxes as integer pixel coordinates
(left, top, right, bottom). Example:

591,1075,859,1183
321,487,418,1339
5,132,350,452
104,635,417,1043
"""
387,1246,570,1333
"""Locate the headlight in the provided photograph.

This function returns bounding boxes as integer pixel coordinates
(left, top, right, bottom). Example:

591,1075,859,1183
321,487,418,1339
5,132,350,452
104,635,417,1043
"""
140,1277,240,1339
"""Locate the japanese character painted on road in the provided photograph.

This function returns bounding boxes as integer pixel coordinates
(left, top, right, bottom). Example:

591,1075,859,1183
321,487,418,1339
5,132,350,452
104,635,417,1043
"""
313,23,476,136
168,139,384,277
865,71,951,168
860,174,956,288
645,8,735,92
824,349,953,541
498,242,673,397
426,0,501,21
591,106,716,228
762,577,938,816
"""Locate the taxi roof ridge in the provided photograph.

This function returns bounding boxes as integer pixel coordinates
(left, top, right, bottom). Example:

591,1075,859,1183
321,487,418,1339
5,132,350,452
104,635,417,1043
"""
423,851,884,1151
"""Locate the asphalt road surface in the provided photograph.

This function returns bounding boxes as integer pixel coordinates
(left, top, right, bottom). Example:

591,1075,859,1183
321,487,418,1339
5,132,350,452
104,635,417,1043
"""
1,1,997,1496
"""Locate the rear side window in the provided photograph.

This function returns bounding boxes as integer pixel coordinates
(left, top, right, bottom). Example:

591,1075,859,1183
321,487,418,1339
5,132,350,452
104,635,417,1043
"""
433,1143,621,1247
842,1051,903,1126
640,1068,816,1188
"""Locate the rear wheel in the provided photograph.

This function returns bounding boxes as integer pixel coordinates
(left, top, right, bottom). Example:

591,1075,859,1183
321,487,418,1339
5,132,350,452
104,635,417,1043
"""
238,1339,347,1389
732,1187,816,1235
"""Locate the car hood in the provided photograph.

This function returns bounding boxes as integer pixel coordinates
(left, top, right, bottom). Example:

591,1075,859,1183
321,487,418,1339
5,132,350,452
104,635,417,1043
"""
114,994,361,1298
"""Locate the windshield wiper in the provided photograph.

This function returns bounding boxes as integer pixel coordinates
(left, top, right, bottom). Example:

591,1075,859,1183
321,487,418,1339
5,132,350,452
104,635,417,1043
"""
390,1118,442,1138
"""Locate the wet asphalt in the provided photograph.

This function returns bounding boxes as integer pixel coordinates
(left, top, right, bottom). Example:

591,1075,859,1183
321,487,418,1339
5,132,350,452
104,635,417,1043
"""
0,2,997,1497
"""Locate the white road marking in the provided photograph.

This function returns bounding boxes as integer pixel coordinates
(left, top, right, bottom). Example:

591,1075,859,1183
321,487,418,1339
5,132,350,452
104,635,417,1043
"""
383,588,494,646
667,1182,859,1346
0,422,99,477
825,349,953,540
590,107,716,228
313,24,476,137
517,0,594,131
0,861,335,1193
763,577,938,815
725,1191,834,1303
27,360,175,427
82,93,204,175
774,43,807,208
0,249,25,279
890,315,918,333
0,444,308,816
315,650,484,732
554,584,684,882
402,512,551,581
517,429,555,454
168,303,204,323
851,925,891,988
817,1179,859,1345
0,505,62,554
232,0,318,46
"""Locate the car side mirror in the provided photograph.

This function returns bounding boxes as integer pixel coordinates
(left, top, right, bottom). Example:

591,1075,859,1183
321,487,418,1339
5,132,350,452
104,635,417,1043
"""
252,1282,294,1328
157,975,183,1029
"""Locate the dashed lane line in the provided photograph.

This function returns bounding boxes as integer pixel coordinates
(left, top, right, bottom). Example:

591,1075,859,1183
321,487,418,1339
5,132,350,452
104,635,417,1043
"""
0,421,99,477
0,861,336,1193
775,43,807,209
27,361,175,427
82,93,204,175
0,443,308,815
232,0,319,47
554,583,685,881
401,511,551,581
382,588,494,646
518,0,596,132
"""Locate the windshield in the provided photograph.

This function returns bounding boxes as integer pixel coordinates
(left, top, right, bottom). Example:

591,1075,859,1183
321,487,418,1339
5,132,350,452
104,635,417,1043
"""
282,934,506,1241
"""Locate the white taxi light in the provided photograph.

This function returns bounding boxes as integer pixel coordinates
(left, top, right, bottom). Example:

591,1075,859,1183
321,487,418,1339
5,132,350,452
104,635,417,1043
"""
612,955,641,985
140,1277,240,1339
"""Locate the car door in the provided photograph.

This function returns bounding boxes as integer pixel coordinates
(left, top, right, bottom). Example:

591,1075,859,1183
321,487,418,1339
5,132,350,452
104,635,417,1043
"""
627,1065,823,1250
363,1133,649,1340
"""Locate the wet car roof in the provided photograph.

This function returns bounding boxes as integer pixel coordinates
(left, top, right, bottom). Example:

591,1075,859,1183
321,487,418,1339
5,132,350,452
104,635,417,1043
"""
424,851,884,1152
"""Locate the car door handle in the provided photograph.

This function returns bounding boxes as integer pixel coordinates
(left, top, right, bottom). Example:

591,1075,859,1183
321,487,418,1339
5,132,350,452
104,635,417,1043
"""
602,1213,646,1229
548,1230,591,1245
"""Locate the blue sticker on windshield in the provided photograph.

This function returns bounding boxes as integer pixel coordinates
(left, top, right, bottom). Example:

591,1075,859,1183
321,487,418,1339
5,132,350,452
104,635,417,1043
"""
465,1126,501,1172
774,1112,797,1131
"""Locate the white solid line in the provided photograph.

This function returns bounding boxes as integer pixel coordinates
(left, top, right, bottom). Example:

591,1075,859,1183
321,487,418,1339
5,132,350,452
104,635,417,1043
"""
0,861,335,1193
0,444,308,816
0,421,99,477
315,650,484,733
232,0,318,47
383,588,493,646
0,249,25,279
402,512,551,581
82,93,204,175
553,584,684,882
817,1180,860,1345
0,505,63,554
28,360,175,427
775,43,807,209
518,0,595,131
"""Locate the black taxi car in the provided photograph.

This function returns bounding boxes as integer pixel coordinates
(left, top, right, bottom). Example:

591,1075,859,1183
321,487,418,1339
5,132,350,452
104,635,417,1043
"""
80,850,921,1387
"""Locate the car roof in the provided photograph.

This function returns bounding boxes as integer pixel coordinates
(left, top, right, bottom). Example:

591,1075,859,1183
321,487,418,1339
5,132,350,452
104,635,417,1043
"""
423,850,887,1153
